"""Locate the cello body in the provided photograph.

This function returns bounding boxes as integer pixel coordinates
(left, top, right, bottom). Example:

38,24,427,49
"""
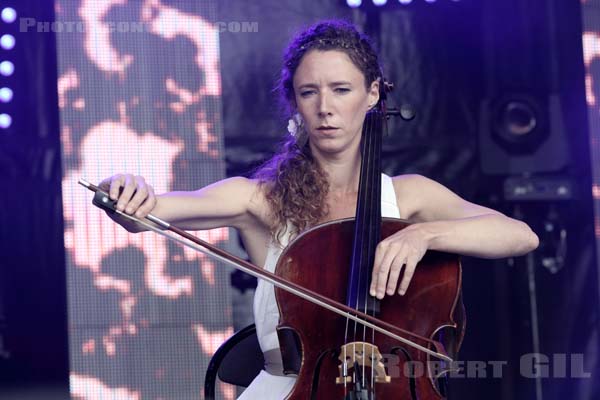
275,218,466,400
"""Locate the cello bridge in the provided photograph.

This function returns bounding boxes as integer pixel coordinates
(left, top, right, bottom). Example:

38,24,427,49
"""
335,342,391,384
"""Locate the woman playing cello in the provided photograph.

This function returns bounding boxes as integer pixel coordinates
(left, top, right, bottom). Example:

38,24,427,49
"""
97,19,539,399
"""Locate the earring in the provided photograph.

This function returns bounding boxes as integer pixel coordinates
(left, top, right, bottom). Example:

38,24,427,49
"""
287,113,308,148
287,113,303,137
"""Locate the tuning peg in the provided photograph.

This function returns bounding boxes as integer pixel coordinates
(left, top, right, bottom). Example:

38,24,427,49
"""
383,81,394,93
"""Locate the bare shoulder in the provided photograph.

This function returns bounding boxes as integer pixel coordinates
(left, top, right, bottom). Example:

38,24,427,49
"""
391,174,500,222
217,176,262,202
391,174,436,220
212,176,272,229
391,174,444,197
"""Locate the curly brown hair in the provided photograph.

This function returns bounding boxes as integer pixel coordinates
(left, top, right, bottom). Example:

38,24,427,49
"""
253,19,383,244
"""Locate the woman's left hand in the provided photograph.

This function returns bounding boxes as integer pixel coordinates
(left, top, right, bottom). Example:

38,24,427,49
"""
369,223,431,299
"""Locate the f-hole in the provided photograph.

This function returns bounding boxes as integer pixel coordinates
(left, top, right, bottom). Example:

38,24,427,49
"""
391,347,418,400
310,348,337,400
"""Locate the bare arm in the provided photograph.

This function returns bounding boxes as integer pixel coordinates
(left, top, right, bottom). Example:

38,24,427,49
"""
396,174,539,258
370,174,539,299
98,174,266,233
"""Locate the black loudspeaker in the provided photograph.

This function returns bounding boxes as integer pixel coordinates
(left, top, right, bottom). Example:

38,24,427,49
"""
478,0,571,176
478,93,569,175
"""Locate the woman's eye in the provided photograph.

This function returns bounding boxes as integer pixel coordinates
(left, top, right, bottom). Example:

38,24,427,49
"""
335,88,350,93
300,91,315,97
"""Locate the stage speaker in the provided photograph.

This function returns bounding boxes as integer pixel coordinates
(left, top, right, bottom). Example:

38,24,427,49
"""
478,93,569,175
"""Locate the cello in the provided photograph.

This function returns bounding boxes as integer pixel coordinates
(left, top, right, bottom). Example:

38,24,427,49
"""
81,80,465,400
273,80,466,399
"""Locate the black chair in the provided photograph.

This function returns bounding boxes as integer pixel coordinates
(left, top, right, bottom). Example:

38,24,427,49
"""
204,324,264,400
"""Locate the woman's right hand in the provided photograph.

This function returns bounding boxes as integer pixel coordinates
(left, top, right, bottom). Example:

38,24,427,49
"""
98,173,157,220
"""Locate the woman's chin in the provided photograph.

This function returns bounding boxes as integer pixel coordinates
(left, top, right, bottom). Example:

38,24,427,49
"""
311,138,354,155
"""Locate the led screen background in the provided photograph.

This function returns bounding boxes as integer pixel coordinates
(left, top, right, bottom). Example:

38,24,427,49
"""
55,1,236,399
582,0,600,271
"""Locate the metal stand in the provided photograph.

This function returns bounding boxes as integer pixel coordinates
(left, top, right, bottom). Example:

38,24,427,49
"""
513,201,567,400
525,250,543,400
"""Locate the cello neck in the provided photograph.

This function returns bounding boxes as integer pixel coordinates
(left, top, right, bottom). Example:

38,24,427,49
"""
346,107,384,311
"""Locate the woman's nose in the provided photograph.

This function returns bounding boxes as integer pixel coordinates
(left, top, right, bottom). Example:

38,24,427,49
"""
317,93,332,116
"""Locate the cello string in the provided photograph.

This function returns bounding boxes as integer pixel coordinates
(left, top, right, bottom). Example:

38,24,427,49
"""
360,104,379,390
369,104,380,390
343,305,350,392
368,106,377,391
355,106,369,388
358,108,370,389
372,95,385,390
364,105,375,389
349,107,369,363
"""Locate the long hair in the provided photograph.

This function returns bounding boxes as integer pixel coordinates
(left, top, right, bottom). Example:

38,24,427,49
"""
253,19,383,244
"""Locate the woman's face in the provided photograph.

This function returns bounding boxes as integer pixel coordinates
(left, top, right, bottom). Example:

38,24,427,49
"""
292,50,379,156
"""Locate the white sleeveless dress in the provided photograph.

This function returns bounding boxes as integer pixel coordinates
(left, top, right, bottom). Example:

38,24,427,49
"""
237,174,401,399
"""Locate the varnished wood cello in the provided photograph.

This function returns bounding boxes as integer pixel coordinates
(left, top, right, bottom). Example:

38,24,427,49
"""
273,80,466,399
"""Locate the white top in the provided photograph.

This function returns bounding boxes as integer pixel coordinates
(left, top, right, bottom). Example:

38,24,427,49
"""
238,173,401,400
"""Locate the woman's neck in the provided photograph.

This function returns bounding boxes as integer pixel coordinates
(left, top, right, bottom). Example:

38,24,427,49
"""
312,148,362,194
